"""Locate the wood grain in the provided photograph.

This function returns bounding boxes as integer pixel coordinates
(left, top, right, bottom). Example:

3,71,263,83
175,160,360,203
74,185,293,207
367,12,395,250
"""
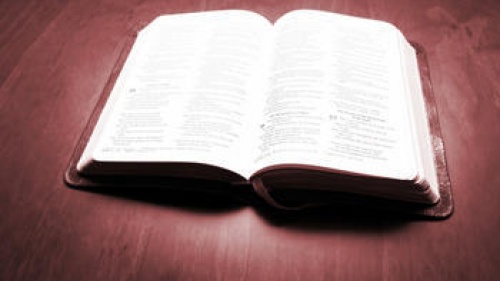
1,0,499,280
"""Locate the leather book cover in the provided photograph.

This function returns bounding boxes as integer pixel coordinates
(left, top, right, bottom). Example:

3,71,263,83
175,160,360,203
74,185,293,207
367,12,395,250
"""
64,34,453,219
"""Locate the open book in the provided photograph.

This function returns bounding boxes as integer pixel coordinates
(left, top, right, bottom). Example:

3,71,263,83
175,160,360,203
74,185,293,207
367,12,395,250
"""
66,10,453,217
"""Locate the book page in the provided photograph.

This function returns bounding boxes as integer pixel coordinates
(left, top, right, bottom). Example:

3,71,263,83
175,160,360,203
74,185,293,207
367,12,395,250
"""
399,37,440,198
79,10,272,178
254,10,418,180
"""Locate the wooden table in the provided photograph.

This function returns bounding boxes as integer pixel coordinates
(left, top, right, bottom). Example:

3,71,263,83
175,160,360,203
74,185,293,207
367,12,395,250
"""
1,0,499,280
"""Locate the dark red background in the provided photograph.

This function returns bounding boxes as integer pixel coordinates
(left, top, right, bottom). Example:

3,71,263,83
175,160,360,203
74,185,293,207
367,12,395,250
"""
1,0,500,280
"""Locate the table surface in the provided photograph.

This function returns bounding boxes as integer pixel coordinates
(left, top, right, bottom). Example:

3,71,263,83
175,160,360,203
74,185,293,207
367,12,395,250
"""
1,0,499,280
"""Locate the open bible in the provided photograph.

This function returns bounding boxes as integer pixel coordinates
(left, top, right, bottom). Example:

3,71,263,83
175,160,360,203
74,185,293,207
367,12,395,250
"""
65,10,453,218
